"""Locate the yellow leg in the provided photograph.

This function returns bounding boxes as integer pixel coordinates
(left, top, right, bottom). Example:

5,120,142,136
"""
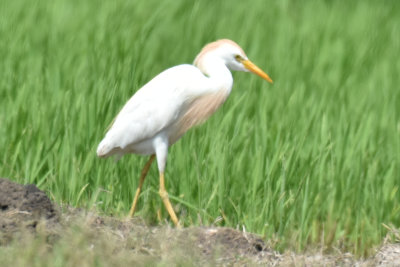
159,172,181,227
129,155,155,217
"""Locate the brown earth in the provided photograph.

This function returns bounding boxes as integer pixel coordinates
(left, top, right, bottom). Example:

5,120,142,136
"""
0,178,399,266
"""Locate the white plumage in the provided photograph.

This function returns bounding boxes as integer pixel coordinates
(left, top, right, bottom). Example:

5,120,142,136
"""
97,64,223,157
97,39,272,227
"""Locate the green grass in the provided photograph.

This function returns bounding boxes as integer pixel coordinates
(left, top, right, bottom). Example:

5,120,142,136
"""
1,0,399,255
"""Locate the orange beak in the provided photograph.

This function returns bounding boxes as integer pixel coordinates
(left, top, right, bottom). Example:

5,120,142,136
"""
242,59,273,83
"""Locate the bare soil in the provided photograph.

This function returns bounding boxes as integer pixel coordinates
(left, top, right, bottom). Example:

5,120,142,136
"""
1,178,399,266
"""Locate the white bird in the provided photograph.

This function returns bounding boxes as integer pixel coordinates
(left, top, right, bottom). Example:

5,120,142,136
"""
97,39,272,227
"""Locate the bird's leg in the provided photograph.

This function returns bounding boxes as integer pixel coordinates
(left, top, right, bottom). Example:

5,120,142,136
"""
159,172,181,227
129,155,155,217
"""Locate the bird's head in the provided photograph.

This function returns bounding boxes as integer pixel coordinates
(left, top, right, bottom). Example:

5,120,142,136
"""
194,39,273,83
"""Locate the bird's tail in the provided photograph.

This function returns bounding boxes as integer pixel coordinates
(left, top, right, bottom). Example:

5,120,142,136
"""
96,138,114,158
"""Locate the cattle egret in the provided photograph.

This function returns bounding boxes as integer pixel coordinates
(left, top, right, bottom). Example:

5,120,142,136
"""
97,39,272,227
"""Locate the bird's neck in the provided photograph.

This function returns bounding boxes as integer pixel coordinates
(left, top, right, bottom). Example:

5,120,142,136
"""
195,57,233,94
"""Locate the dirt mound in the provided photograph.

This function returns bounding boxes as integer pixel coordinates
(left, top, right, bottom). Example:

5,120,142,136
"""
0,178,58,243
0,178,57,219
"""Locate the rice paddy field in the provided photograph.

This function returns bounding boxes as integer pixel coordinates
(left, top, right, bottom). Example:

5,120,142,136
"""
0,0,399,259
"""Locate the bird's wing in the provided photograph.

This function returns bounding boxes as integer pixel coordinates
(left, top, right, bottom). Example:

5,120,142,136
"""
97,65,209,156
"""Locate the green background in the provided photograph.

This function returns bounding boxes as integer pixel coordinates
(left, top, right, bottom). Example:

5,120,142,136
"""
1,0,399,255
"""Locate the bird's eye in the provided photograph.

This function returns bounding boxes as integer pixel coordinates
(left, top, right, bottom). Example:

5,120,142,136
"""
235,54,243,62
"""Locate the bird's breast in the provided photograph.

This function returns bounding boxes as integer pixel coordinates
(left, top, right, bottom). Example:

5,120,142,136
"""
169,89,230,143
